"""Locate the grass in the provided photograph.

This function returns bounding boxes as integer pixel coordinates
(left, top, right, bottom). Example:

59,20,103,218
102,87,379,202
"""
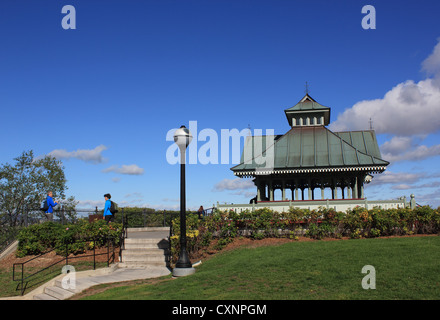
0,261,109,297
76,235,440,300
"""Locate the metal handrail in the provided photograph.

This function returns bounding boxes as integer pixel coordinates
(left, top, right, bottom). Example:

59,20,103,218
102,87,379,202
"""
12,235,120,296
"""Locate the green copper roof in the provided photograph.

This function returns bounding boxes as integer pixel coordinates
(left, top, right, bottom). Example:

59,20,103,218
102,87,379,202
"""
231,127,389,174
284,94,330,112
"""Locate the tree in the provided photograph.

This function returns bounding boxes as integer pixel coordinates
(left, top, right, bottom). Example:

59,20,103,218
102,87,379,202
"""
0,150,75,227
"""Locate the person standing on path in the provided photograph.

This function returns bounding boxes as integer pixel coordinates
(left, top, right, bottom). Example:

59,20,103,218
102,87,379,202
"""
103,193,113,223
45,191,59,221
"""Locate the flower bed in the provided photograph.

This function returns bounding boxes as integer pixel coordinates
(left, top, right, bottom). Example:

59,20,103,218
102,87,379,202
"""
169,206,440,266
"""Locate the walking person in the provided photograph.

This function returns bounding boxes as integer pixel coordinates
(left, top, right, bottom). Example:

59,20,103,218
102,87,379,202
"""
197,205,205,219
103,193,114,223
45,191,59,221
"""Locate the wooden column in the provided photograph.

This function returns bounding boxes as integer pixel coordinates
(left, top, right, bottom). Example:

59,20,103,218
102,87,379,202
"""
269,180,274,201
353,176,359,199
294,179,299,201
308,179,312,200
256,180,262,202
282,180,286,201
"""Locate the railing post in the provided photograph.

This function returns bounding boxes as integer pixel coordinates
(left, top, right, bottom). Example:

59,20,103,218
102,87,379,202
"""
93,237,96,270
62,205,65,225
65,241,69,266
20,264,24,295
122,208,127,240
143,209,146,227
112,237,115,264
107,237,110,267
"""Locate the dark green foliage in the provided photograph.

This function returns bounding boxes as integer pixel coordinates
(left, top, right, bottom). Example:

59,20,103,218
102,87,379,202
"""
16,219,123,257
169,205,440,264
0,150,77,228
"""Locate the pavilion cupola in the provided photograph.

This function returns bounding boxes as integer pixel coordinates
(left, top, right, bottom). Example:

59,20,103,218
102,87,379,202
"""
284,94,331,127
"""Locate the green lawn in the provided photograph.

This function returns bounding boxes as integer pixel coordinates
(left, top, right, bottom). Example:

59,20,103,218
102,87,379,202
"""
0,261,109,297
77,235,440,300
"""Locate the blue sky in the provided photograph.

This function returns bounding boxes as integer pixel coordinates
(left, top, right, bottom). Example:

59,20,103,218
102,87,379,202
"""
1,0,440,210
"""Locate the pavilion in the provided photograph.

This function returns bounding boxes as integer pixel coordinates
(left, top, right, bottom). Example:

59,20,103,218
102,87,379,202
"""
217,94,414,212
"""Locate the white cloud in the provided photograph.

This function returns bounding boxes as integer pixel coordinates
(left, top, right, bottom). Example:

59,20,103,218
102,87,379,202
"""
213,178,254,192
391,184,412,190
232,190,257,198
329,79,440,136
380,136,440,163
380,136,413,155
330,39,440,136
76,200,104,210
330,39,440,168
125,192,144,198
370,171,424,186
415,189,440,208
384,144,440,162
422,37,440,77
48,145,108,163
102,164,145,175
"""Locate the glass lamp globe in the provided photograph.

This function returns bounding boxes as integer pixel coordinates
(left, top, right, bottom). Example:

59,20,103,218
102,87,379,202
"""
173,125,193,149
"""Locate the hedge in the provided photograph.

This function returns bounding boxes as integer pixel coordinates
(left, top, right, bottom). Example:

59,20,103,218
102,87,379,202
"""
16,219,123,257
169,206,440,265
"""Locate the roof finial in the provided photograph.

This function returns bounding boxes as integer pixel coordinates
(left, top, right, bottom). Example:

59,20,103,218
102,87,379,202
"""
369,117,373,130
304,81,310,95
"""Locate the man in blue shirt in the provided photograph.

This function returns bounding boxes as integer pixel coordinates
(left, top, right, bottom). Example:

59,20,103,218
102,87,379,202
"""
45,191,58,221
104,193,113,223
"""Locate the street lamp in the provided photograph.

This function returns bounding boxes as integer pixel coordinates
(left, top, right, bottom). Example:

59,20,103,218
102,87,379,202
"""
172,125,195,277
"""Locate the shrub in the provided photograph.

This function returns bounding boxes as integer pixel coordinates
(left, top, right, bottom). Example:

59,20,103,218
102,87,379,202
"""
305,222,337,240
16,219,123,257
169,206,440,264
16,222,63,257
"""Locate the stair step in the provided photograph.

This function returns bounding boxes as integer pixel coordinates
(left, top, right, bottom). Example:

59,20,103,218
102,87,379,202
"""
118,261,167,268
125,244,169,250
128,227,170,232
34,293,59,300
123,248,168,254
120,236,170,268
54,278,99,293
44,286,75,300
122,254,167,262
125,238,168,243
124,239,169,248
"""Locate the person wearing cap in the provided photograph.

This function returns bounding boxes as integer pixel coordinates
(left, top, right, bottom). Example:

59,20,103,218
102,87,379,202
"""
103,193,113,223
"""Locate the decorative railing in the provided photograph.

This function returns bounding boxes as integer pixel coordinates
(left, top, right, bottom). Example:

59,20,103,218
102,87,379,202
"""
217,196,416,213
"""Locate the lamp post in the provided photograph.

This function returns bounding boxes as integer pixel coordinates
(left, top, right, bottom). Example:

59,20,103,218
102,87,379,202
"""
172,125,195,277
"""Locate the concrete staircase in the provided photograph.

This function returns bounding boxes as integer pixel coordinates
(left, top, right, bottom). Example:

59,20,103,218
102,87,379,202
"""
32,228,170,300
119,237,170,268
33,276,100,300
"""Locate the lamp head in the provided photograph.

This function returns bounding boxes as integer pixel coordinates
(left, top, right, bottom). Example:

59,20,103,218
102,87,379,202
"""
173,125,193,149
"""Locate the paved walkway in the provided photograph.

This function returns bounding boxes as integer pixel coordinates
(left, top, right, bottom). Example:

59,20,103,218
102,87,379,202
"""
1,227,172,300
